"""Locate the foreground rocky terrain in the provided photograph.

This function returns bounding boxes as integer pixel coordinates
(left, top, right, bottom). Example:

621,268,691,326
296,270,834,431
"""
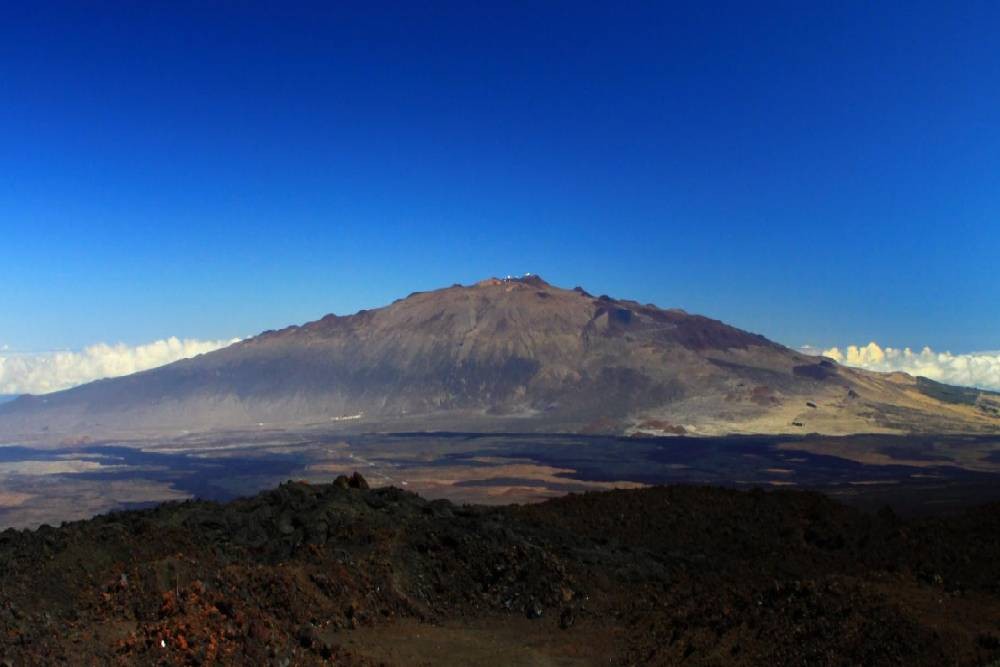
1,474,999,665
3,276,999,443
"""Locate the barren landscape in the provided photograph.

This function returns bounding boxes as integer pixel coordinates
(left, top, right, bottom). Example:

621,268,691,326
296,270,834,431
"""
3,278,998,444
3,431,1000,530
2,473,999,665
6,4,1000,664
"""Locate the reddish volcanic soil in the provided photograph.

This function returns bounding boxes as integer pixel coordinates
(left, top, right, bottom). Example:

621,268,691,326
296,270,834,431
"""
1,474,999,665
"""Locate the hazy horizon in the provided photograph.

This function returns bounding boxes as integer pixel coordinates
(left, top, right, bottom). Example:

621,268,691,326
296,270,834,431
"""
2,277,999,396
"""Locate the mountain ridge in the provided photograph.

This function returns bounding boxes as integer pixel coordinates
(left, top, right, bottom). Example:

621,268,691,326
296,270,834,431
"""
2,276,998,442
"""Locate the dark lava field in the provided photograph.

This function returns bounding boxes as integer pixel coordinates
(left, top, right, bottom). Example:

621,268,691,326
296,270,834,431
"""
1,473,999,666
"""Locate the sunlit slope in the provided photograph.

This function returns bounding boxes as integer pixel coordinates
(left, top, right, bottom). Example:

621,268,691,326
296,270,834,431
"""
1,276,998,441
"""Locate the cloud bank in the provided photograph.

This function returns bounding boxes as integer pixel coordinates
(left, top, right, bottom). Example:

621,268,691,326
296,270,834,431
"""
807,342,1000,391
0,337,240,395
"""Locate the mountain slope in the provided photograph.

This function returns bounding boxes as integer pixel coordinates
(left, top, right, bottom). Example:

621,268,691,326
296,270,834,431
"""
3,477,1000,665
1,276,998,442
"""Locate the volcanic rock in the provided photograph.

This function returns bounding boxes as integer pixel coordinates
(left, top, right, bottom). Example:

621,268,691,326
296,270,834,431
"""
1,276,998,441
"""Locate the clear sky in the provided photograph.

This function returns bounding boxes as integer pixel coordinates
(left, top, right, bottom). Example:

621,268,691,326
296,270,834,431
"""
2,2,998,354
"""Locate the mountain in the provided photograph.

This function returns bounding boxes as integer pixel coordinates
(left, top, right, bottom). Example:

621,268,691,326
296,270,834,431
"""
0,395,18,405
1,276,998,442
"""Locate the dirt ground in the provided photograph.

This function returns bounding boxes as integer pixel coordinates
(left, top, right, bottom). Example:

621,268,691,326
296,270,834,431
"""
1,474,999,665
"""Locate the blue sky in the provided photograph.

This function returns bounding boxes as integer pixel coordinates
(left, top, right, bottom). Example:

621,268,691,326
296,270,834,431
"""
2,2,998,354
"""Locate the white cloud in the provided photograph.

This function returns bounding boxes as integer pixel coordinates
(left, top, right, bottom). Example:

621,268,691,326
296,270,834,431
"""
0,337,239,395
806,342,1000,391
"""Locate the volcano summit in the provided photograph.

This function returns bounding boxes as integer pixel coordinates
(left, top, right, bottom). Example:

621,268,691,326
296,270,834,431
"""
2,276,998,443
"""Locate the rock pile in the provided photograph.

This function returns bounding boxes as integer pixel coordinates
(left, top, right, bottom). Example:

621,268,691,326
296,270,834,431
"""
0,477,998,664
